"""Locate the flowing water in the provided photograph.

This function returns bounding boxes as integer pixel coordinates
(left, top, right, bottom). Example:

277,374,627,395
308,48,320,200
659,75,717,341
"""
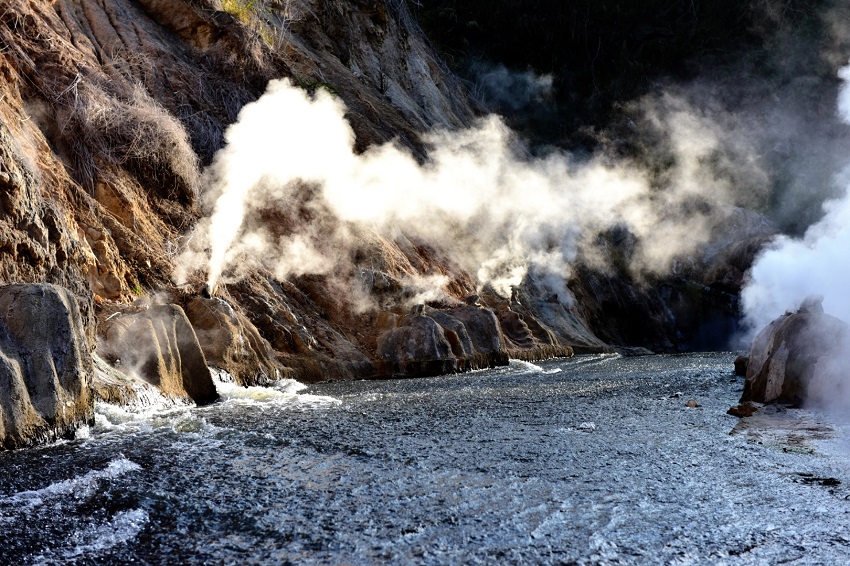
2,353,850,564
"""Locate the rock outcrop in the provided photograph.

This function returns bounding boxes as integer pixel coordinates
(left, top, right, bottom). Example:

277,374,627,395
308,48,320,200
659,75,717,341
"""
0,284,93,450
0,0,784,421
374,303,522,378
184,296,285,386
377,314,458,377
98,303,218,405
741,297,850,407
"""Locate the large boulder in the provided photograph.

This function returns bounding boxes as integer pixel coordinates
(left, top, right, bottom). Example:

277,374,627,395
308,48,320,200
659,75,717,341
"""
376,304,521,378
0,284,93,450
445,305,507,356
98,304,218,404
741,297,850,407
377,314,457,377
184,297,284,386
426,311,476,358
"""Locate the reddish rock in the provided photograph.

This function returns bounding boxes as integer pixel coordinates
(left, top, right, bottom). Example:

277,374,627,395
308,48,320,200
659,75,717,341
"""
727,403,758,418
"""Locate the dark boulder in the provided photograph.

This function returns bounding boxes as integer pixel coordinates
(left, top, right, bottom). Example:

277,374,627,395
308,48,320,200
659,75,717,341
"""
734,355,748,377
0,284,93,449
742,296,850,407
446,305,506,356
427,311,476,358
377,314,457,377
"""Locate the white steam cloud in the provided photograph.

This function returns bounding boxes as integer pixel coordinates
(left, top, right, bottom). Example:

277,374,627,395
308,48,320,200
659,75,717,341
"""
175,78,739,303
742,64,850,332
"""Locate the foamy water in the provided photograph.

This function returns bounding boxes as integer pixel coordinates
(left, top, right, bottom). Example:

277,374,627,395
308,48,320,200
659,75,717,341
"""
213,375,342,407
0,458,141,511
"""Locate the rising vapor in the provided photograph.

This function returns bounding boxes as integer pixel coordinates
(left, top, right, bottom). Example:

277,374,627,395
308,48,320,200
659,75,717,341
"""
742,64,850,332
175,78,744,303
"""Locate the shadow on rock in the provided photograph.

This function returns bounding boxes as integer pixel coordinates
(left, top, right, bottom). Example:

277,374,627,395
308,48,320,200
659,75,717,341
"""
0,284,93,449
97,302,218,405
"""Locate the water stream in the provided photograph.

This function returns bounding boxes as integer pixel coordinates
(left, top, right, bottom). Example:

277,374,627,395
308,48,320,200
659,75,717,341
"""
2,353,850,564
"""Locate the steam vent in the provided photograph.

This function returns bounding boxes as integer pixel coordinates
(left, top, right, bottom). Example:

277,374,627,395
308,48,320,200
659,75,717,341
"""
3,0,850,563
740,296,850,408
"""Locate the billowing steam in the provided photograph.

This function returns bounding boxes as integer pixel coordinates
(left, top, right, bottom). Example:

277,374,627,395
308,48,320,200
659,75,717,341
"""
175,78,743,302
742,64,850,332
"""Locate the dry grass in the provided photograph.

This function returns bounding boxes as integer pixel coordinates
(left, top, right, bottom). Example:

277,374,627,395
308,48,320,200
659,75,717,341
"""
55,80,200,203
219,0,299,52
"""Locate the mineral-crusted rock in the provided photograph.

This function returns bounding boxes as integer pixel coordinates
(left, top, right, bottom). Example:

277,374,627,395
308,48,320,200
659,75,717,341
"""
493,305,575,360
496,309,536,349
509,277,611,354
91,353,166,407
0,284,93,450
376,305,524,378
377,315,457,377
185,297,284,386
426,311,476,358
446,305,507,357
98,304,218,404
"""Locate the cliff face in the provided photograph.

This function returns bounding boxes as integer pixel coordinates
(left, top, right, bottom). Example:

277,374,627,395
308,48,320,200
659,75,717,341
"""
0,0,762,390
0,0,471,301
0,0,582,383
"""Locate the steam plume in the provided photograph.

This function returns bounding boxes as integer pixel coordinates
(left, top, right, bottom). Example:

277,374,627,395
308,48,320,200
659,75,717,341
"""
175,79,741,301
742,64,850,332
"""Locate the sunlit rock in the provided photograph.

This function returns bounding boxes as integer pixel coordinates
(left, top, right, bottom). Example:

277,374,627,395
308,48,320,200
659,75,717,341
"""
98,304,218,405
742,296,850,407
185,297,284,386
91,353,153,406
0,284,93,450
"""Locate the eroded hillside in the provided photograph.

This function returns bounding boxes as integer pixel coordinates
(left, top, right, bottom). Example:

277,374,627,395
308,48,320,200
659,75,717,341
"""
0,0,783,399
0,0,600,383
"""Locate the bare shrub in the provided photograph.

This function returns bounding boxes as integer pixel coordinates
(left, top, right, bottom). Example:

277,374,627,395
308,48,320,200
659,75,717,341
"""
56,80,200,203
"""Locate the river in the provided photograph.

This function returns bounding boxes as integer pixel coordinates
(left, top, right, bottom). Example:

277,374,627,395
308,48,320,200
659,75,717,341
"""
2,353,850,564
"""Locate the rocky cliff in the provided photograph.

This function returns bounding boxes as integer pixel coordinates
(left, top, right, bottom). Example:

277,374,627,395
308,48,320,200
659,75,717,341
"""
0,0,765,410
